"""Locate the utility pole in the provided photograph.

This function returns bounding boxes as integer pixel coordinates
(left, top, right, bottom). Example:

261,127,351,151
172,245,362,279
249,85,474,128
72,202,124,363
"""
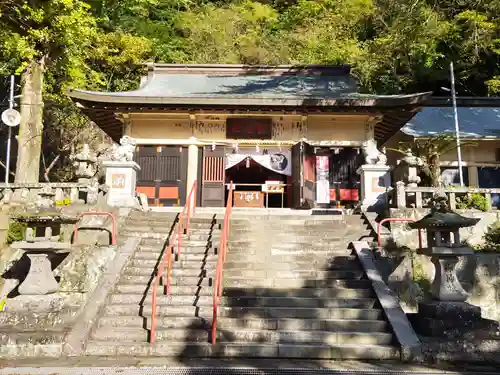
450,62,464,187
6,75,14,183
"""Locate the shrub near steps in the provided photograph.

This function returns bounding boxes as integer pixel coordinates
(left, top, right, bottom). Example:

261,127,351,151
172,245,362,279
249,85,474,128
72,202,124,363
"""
85,212,400,360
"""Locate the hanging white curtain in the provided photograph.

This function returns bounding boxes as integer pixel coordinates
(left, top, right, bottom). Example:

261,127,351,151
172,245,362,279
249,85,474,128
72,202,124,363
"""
225,154,248,169
251,152,292,176
225,150,292,176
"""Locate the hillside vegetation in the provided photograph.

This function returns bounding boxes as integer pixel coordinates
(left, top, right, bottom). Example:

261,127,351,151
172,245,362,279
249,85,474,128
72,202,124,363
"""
0,0,499,180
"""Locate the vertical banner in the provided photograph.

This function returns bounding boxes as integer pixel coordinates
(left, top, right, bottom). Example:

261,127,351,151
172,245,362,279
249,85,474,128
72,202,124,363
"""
316,155,330,204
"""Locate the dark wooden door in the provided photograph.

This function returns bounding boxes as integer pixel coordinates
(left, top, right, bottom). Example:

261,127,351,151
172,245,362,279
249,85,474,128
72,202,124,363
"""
292,141,316,209
329,148,362,202
135,145,187,206
201,145,226,207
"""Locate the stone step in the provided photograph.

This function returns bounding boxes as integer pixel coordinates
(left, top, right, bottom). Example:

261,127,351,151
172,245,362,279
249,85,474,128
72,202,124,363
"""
128,258,218,269
117,275,371,289
109,293,213,306
128,258,360,272
125,223,221,232
184,234,222,241
123,266,363,279
223,269,363,280
109,293,376,309
127,231,222,241
229,232,348,240
128,213,213,222
92,326,392,346
125,260,361,277
103,304,383,320
116,284,214,295
136,244,213,254
223,259,360,271
225,278,369,288
85,341,399,359
188,223,222,230
114,284,372,299
123,266,214,277
96,316,388,333
223,286,374,299
228,242,351,250
118,275,213,286
132,249,217,260
141,238,214,247
0,330,66,346
226,245,352,254
229,269,363,279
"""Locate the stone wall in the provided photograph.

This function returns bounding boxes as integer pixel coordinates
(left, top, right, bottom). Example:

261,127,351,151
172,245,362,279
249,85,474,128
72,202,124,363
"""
377,208,500,322
381,251,500,323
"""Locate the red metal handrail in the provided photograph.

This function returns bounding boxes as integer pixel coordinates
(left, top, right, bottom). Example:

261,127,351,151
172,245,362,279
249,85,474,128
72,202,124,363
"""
176,180,198,258
149,180,197,344
211,182,234,344
377,218,423,249
73,212,117,245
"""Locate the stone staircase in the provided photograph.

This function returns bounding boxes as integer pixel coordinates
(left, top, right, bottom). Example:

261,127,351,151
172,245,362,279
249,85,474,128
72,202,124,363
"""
85,211,400,359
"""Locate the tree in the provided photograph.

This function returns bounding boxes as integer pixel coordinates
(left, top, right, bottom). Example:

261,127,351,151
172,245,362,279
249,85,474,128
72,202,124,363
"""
0,0,151,182
0,0,97,182
388,133,476,187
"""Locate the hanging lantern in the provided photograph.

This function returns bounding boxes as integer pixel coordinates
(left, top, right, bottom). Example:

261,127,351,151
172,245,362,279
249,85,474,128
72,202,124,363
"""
211,142,216,151
256,145,260,153
246,157,250,168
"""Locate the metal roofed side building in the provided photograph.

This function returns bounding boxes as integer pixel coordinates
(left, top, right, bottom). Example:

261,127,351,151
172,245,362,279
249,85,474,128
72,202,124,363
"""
68,63,431,208
384,97,500,191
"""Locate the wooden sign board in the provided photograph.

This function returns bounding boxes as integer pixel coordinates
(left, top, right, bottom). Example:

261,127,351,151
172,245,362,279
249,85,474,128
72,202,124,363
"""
226,118,272,139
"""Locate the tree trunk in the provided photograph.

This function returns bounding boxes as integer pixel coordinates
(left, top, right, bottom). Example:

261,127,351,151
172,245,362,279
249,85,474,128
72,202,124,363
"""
15,60,45,183
429,154,441,187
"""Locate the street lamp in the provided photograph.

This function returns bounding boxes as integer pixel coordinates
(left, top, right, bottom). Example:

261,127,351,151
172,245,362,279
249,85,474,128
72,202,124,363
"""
441,61,464,187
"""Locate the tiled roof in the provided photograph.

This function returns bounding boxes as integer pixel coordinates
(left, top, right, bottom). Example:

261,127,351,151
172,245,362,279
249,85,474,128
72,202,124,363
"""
402,107,500,139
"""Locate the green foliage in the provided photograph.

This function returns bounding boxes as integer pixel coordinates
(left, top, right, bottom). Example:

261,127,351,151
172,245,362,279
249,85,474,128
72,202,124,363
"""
456,192,489,212
6,222,26,245
483,220,500,251
3,0,500,180
409,252,431,299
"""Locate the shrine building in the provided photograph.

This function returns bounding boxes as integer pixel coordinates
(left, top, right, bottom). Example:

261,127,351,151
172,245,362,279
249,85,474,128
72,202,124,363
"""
68,64,430,209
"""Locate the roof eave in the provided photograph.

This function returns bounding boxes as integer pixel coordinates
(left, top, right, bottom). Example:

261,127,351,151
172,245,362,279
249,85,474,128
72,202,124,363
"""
67,89,432,108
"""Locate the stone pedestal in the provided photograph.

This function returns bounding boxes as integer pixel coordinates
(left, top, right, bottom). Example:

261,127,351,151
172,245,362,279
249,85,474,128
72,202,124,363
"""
356,164,391,211
11,241,71,296
18,253,59,295
102,160,141,208
418,246,474,301
411,301,500,339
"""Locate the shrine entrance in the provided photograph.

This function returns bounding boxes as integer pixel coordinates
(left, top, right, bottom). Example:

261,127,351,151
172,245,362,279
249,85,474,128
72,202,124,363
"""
224,146,291,208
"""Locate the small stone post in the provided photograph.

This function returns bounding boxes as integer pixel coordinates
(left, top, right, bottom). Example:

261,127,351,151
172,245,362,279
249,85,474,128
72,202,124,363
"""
101,136,141,208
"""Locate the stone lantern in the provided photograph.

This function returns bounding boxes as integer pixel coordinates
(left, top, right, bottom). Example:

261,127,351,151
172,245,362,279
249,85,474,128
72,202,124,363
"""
408,192,499,338
409,192,479,301
70,143,97,184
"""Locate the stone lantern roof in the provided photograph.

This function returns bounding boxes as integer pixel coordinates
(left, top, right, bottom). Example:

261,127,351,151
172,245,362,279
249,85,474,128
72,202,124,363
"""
408,192,480,230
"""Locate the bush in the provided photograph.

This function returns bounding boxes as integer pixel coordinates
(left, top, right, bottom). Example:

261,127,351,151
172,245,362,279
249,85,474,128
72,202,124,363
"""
6,221,26,244
456,192,489,212
483,220,500,251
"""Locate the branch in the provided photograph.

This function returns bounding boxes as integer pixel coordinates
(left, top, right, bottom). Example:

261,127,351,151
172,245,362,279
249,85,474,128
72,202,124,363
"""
43,154,60,182
43,132,80,182
0,160,15,177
